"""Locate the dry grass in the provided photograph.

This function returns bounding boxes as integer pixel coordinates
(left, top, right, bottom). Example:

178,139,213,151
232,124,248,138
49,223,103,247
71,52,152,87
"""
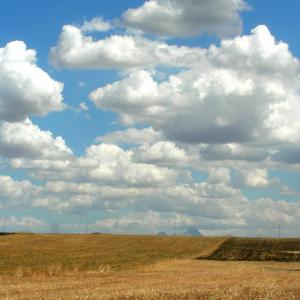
1,260,300,299
0,233,227,275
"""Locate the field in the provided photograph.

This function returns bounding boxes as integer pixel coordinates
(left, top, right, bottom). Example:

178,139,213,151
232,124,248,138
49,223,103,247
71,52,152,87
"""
0,233,226,275
1,234,300,299
205,237,300,261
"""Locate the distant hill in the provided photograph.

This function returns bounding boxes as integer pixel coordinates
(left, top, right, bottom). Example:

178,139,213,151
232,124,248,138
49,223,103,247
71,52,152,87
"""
184,228,203,237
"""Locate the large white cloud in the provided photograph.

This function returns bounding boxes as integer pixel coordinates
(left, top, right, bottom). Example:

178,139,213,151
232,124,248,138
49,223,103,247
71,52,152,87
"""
0,119,73,159
1,158,298,236
77,143,176,186
0,176,40,208
49,24,204,69
123,0,249,38
11,143,177,187
36,167,245,219
93,196,300,236
90,26,300,165
0,41,64,122
89,168,300,236
1,15,299,237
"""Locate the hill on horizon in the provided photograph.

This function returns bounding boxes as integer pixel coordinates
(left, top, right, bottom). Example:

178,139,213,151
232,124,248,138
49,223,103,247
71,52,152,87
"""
184,228,203,237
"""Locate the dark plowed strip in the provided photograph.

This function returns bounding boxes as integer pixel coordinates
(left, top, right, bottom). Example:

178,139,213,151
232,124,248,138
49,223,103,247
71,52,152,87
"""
199,237,300,262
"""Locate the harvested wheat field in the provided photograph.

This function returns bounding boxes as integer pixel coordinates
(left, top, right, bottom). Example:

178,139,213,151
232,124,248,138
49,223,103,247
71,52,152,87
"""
1,234,300,299
0,233,226,275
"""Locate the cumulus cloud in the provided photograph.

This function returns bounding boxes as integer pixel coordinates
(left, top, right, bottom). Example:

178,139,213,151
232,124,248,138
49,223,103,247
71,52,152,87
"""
207,167,231,185
94,195,300,236
1,156,298,236
134,141,188,165
123,0,249,38
234,168,270,188
0,216,46,231
200,143,269,162
77,143,176,186
0,41,64,122
11,143,177,187
90,26,300,167
1,17,299,237
241,198,299,229
97,127,162,145
94,211,194,234
79,102,89,111
81,17,112,32
25,165,246,219
49,24,204,69
0,176,40,208
0,119,73,159
37,182,155,213
91,172,300,236
91,67,258,142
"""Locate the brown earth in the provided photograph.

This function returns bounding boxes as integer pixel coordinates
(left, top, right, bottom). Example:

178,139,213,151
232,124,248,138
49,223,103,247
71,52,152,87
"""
202,237,300,261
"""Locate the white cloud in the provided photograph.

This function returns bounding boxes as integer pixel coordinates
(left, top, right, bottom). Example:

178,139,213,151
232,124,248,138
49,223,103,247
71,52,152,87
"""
280,185,300,196
81,17,111,32
79,102,89,111
78,143,176,186
0,23,298,237
0,176,40,208
94,211,194,234
134,141,188,165
50,24,204,69
209,25,299,78
235,168,270,188
92,191,300,237
38,182,155,213
0,216,46,231
1,156,298,236
0,119,73,159
207,167,231,185
123,0,249,38
241,198,298,228
90,26,300,167
30,166,246,218
97,127,162,145
0,41,64,122
11,143,176,187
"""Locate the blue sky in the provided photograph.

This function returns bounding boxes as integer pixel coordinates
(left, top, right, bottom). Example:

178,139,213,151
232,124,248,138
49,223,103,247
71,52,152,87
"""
1,0,300,236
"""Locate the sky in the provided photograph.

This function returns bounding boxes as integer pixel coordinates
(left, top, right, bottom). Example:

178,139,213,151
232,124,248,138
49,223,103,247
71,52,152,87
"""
1,0,300,236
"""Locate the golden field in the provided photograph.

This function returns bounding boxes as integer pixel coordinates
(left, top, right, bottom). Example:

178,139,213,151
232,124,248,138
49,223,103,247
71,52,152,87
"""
1,234,300,299
0,233,227,275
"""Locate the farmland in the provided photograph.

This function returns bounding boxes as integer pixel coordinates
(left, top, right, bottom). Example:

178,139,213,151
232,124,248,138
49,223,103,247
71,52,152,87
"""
1,234,300,299
205,237,300,261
